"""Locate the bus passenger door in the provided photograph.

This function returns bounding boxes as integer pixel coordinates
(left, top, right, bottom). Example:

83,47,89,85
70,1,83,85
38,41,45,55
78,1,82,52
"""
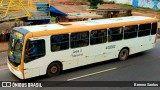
24,39,46,79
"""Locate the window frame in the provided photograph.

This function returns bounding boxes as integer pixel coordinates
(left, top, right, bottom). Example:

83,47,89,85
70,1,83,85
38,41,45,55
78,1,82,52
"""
108,27,123,42
70,31,89,48
50,34,69,52
24,39,46,63
138,23,151,37
90,29,108,45
151,22,157,35
124,25,138,39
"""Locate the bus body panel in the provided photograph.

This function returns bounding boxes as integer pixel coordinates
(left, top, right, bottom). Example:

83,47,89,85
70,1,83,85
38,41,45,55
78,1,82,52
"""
23,36,47,79
23,33,158,79
8,63,23,79
24,62,40,79
77,47,94,67
7,16,158,79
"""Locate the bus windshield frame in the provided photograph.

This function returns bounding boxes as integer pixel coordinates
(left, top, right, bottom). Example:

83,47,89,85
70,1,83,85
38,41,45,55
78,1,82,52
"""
8,30,24,67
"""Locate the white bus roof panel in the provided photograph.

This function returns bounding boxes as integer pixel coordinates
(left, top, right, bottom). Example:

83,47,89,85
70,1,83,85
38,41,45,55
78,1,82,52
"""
19,16,154,33
84,16,153,26
21,24,65,32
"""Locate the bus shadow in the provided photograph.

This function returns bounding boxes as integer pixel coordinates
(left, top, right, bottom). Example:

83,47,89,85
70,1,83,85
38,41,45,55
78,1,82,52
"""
128,51,146,59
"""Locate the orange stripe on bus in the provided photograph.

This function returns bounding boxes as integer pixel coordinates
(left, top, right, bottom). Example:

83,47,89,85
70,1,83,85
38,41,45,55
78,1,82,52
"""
154,22,159,43
20,33,33,79
25,19,157,38
8,60,18,70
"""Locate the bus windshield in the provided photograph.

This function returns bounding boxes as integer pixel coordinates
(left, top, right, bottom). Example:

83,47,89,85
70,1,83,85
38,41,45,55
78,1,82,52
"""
8,31,24,66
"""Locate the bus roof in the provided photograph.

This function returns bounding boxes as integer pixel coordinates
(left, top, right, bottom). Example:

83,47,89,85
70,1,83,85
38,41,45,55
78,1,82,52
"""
14,16,158,37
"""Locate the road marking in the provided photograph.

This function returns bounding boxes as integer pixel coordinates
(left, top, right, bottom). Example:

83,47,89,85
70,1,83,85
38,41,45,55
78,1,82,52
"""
0,68,8,71
67,67,117,81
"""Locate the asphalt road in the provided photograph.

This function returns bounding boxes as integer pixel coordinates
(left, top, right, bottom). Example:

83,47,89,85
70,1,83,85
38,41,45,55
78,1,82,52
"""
0,52,7,69
0,39,160,90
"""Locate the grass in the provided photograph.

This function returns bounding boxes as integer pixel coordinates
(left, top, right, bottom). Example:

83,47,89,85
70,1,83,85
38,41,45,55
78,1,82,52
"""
71,0,160,12
136,7,154,10
157,10,160,12
135,7,160,12
117,3,134,9
116,3,160,12
104,1,115,4
72,0,88,2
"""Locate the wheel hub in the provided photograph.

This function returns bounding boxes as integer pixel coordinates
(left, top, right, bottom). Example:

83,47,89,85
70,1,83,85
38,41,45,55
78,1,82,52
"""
51,66,57,73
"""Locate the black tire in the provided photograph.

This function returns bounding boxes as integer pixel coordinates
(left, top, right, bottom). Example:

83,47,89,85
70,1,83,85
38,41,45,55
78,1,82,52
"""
118,48,129,61
47,63,61,77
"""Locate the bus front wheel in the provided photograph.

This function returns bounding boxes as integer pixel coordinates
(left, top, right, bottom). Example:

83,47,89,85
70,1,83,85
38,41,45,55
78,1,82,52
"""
47,63,60,77
118,48,129,61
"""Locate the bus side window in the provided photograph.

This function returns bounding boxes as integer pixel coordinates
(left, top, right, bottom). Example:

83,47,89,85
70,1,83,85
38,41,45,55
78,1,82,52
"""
108,30,112,42
51,34,69,52
90,30,98,45
25,39,45,63
90,29,107,45
71,31,89,48
108,27,123,42
138,23,151,37
151,23,157,35
124,25,138,39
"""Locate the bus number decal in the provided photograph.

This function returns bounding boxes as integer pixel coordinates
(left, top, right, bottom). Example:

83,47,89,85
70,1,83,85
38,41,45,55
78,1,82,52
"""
106,45,116,49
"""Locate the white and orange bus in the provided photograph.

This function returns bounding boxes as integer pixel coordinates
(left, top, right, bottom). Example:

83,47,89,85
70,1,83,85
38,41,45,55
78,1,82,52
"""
8,16,158,79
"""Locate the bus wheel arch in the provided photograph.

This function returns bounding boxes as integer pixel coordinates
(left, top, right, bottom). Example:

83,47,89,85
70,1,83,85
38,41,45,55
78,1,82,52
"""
46,61,63,77
118,47,129,61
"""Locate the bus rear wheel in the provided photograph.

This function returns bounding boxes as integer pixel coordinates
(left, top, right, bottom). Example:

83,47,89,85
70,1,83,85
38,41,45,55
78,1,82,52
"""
118,48,129,61
47,63,60,77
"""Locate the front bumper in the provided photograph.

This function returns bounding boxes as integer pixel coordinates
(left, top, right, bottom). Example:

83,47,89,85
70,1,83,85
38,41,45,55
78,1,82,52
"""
7,62,24,79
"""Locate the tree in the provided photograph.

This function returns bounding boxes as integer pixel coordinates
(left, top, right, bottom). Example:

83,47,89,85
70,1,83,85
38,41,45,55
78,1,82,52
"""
88,0,104,9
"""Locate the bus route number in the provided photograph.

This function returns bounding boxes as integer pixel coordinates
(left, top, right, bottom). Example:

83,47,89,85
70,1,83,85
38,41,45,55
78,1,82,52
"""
106,45,116,49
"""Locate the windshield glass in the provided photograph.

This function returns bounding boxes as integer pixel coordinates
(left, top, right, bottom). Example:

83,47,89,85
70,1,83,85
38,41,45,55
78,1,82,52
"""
8,30,24,66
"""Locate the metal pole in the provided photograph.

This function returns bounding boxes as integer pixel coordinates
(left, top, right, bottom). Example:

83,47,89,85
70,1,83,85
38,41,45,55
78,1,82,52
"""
48,0,50,16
